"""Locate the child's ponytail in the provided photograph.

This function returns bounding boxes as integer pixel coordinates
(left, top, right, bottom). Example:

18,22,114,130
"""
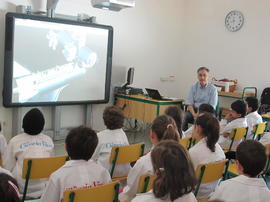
195,113,220,152
162,124,180,142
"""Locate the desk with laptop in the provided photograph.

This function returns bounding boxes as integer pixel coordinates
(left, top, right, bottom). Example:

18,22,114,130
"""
115,88,184,123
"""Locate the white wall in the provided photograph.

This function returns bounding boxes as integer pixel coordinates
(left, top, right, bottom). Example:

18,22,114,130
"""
0,0,184,139
179,0,270,107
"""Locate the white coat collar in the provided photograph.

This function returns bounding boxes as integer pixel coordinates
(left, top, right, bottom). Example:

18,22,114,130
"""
232,175,267,187
63,159,90,168
246,111,259,117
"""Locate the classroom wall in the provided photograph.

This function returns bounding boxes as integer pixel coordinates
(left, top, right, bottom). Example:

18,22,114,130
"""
179,0,270,107
0,0,184,138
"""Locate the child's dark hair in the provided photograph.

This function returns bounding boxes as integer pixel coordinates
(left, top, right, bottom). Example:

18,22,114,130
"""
151,115,180,141
165,106,183,138
231,100,247,118
195,113,220,152
245,97,259,112
22,108,45,135
66,126,98,161
0,173,20,202
198,104,215,115
236,140,267,177
151,140,196,201
103,106,124,130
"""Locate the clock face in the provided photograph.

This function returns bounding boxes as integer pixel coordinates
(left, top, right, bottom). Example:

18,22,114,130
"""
225,11,244,32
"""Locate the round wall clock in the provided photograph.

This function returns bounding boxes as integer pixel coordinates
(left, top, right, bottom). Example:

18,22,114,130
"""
225,10,244,32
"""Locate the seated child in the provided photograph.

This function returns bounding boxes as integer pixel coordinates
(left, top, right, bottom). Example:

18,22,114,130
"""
189,113,225,197
132,140,197,202
0,122,7,164
3,108,54,198
165,106,184,138
119,115,180,202
92,106,130,177
210,140,270,202
184,103,215,138
0,173,20,202
218,100,247,150
245,97,263,139
40,126,111,202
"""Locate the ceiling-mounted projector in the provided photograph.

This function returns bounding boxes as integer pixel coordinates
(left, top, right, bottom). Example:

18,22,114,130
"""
91,0,135,11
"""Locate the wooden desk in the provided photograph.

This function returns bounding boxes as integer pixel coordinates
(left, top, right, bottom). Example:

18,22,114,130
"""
218,87,257,99
115,94,184,123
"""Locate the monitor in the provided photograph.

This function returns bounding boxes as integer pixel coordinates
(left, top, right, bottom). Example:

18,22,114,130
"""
3,12,113,107
122,67,134,88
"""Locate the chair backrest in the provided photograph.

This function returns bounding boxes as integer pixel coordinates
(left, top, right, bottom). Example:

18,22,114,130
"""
179,137,192,149
228,127,248,151
109,143,145,177
253,123,267,139
137,174,155,193
265,144,270,156
194,159,228,196
22,155,68,179
22,155,68,202
63,181,120,202
261,144,270,178
229,127,248,141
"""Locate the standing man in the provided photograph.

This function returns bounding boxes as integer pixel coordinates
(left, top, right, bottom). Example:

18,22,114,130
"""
183,67,218,131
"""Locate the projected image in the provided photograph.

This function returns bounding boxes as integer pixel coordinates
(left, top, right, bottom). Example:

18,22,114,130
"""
12,18,109,103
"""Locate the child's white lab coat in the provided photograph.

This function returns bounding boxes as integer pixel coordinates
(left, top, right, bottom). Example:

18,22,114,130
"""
209,175,270,202
3,133,54,198
259,132,270,146
246,111,263,139
189,138,225,197
0,166,13,176
132,191,197,202
184,126,193,138
92,128,130,177
219,118,247,150
119,152,153,202
0,133,7,161
40,159,111,202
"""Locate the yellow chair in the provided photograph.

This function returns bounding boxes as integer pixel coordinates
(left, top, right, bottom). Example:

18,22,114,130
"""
262,113,270,122
265,143,270,155
109,142,145,181
224,127,248,152
252,122,267,140
261,143,270,182
137,174,155,193
22,155,68,202
179,137,192,149
63,181,120,202
196,198,209,202
194,159,228,196
226,162,239,178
